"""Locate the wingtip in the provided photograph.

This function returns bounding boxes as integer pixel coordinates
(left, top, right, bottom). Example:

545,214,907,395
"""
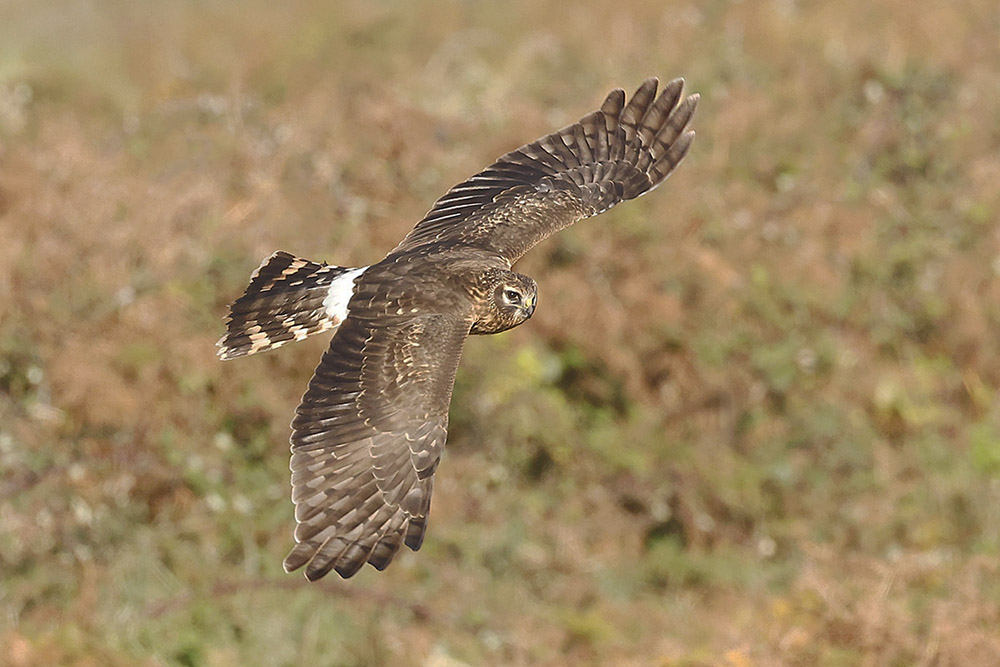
601,88,626,116
634,77,659,98
282,557,328,582
662,77,685,99
667,130,697,169
684,93,701,119
675,129,696,152
304,565,330,581
283,541,315,576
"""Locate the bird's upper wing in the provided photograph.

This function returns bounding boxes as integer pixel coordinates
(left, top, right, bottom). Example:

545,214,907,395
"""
283,307,471,580
391,77,698,264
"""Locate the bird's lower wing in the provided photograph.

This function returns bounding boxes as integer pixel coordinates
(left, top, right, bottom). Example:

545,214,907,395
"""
284,312,470,580
391,77,698,264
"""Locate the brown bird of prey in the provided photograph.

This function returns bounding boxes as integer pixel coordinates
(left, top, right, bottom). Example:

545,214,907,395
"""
218,77,698,580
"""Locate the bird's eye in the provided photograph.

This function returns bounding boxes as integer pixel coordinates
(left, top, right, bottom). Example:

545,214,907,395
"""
503,289,522,305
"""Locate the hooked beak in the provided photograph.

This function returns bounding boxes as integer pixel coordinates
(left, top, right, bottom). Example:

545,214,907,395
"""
523,295,536,319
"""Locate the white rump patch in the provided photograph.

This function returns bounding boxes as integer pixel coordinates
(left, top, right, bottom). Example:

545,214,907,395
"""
323,267,367,323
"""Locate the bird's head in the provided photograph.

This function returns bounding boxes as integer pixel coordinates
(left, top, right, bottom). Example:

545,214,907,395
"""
495,273,537,320
471,270,537,334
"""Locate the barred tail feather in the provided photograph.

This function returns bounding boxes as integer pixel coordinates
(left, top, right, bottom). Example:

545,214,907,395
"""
218,251,362,360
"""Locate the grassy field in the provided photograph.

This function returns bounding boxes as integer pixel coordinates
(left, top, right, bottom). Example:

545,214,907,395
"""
2,0,1000,664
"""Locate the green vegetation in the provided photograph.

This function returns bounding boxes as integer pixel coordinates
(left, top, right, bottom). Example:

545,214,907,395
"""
2,1,999,664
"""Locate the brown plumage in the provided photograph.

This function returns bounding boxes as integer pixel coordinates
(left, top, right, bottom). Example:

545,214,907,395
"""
218,77,698,579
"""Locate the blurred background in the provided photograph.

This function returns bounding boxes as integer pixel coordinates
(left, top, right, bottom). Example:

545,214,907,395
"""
2,0,999,664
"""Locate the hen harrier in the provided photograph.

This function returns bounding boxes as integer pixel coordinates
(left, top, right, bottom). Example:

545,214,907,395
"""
219,77,698,580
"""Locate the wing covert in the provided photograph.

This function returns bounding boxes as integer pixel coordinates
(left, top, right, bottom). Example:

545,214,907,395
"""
392,77,698,263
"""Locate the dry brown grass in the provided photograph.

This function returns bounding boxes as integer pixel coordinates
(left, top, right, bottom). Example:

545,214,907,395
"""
2,1,1000,665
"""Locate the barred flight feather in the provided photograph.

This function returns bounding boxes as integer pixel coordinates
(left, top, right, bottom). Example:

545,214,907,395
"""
217,251,365,360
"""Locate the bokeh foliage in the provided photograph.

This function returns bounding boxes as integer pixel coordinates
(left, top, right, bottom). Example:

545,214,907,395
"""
2,0,999,664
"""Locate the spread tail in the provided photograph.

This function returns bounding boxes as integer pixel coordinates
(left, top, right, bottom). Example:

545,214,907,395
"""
217,251,361,360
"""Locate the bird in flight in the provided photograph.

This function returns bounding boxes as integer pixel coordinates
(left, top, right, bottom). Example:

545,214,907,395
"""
218,77,698,580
